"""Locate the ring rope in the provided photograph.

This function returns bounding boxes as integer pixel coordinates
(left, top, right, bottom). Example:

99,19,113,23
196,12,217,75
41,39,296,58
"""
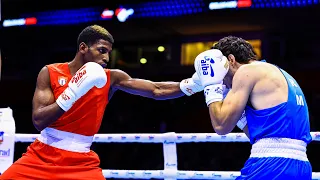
13,132,320,179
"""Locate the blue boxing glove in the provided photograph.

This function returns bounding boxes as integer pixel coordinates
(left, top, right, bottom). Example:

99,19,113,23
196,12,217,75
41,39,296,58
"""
194,49,229,106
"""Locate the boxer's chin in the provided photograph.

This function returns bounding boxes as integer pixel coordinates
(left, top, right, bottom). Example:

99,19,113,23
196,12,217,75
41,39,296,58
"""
97,61,107,68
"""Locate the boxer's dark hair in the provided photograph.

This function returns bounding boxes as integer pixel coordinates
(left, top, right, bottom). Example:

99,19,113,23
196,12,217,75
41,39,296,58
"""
212,36,257,64
77,25,114,49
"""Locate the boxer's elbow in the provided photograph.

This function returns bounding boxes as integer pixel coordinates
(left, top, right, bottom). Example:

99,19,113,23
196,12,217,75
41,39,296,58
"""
33,123,44,132
32,116,44,131
32,113,46,131
152,87,183,100
209,107,234,135
214,126,231,135
210,113,230,135
32,122,44,132
212,121,233,135
32,105,64,131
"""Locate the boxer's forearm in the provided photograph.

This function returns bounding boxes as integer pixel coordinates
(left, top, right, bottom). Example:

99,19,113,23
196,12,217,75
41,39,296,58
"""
116,78,185,100
153,82,185,100
208,101,240,135
32,103,65,131
208,101,230,134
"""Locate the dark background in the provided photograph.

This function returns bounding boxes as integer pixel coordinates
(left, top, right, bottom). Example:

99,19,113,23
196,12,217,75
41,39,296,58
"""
1,0,320,178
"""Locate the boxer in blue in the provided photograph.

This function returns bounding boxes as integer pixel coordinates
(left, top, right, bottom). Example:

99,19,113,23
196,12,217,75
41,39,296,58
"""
194,36,312,179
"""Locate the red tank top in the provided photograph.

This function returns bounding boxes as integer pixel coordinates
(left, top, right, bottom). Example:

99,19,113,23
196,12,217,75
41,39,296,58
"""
46,63,111,136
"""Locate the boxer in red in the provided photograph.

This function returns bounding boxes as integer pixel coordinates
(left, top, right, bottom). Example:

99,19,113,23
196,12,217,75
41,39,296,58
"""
0,25,202,179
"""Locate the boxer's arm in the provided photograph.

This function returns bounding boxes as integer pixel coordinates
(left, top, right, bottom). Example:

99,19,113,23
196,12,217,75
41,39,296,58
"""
32,66,65,131
208,66,256,135
110,69,185,100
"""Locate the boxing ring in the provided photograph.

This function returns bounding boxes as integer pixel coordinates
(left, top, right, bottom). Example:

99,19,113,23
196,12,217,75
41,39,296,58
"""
11,132,320,179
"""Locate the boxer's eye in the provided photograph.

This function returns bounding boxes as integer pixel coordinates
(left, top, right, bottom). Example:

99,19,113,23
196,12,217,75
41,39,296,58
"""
98,48,108,54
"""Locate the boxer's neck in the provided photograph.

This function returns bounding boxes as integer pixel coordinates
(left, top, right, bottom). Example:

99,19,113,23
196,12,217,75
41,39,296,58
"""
68,56,85,76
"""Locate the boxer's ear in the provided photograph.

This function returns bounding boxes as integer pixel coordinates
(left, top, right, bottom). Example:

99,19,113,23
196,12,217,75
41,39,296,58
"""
227,54,236,67
79,42,88,54
227,54,235,62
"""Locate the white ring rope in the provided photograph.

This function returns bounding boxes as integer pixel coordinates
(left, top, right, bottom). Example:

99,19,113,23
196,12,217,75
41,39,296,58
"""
15,132,320,143
13,132,320,179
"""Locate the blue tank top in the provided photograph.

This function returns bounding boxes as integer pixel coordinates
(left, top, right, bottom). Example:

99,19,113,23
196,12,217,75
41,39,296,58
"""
245,62,312,144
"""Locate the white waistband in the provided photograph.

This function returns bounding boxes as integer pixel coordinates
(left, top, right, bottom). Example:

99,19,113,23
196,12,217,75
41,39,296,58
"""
37,127,94,153
250,138,308,161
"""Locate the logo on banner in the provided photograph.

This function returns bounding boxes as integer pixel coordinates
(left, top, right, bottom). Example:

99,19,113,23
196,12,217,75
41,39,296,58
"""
0,131,4,144
165,163,176,167
143,171,152,177
0,149,10,157
0,131,11,157
58,76,68,86
314,133,320,140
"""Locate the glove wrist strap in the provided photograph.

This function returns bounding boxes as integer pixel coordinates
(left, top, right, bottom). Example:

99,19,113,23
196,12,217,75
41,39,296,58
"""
204,84,223,106
180,78,202,96
56,87,76,112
